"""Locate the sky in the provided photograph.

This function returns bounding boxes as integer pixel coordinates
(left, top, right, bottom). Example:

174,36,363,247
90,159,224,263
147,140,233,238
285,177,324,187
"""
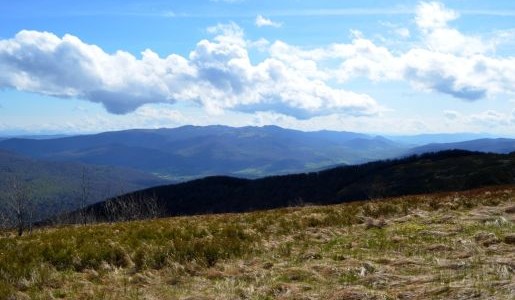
0,0,515,136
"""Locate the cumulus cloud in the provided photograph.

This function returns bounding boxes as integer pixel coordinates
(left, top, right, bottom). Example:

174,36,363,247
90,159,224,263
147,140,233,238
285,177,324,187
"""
255,15,282,28
415,1,458,30
416,1,491,55
399,2,513,99
0,30,193,114
1,1,514,120
0,24,380,118
322,1,515,101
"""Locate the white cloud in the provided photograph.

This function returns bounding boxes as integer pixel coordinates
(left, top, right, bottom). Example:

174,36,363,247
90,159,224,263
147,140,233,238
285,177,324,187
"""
255,15,282,28
0,30,193,114
1,1,514,125
324,2,515,101
415,1,459,30
0,24,381,119
248,38,270,51
415,2,490,56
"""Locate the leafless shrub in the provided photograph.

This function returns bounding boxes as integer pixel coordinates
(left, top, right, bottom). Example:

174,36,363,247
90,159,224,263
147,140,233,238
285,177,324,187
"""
5,175,33,236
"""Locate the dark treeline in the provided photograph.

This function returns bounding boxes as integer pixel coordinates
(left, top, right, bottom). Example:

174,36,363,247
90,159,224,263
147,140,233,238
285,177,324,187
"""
44,150,515,225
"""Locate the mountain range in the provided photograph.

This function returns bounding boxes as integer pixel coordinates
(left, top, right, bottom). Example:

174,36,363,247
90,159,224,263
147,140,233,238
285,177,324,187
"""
1,125,515,221
2,126,514,182
409,138,515,155
386,133,496,145
0,125,408,180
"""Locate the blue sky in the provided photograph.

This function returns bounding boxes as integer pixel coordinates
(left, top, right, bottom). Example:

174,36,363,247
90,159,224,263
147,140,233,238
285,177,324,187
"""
1,0,515,135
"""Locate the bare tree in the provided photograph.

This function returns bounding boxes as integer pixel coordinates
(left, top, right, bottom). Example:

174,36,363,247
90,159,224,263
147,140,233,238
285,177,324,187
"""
74,174,161,224
103,192,160,223
146,192,160,219
78,167,91,225
102,181,116,223
117,193,140,221
6,175,31,236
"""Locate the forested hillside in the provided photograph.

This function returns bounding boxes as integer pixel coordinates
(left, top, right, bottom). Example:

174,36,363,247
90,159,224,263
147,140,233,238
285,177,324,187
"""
52,150,515,224
0,150,168,222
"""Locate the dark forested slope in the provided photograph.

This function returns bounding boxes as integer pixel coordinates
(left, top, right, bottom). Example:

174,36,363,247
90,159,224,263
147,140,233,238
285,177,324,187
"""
0,150,168,221
53,150,515,224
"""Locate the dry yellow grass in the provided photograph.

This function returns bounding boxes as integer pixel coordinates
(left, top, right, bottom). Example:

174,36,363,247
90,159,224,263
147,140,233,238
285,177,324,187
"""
1,186,514,299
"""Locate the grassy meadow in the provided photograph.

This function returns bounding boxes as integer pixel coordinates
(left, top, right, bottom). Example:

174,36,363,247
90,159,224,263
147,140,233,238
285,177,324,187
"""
0,186,514,299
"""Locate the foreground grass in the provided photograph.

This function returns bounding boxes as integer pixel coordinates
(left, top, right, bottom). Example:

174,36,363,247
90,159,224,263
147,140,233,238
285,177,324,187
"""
1,186,514,299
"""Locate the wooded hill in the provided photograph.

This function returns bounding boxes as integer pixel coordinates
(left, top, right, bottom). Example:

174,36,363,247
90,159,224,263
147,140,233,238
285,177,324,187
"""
0,150,168,222
48,150,515,224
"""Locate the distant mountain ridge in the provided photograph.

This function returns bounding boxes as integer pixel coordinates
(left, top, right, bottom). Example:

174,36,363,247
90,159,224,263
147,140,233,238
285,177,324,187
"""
1,126,514,182
409,138,515,155
0,134,71,140
0,125,408,180
386,133,496,145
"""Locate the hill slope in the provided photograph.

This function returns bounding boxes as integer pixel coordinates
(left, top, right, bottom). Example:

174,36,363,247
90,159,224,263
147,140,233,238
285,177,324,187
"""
409,138,515,155
1,186,514,299
0,125,407,179
57,150,515,224
0,150,168,221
